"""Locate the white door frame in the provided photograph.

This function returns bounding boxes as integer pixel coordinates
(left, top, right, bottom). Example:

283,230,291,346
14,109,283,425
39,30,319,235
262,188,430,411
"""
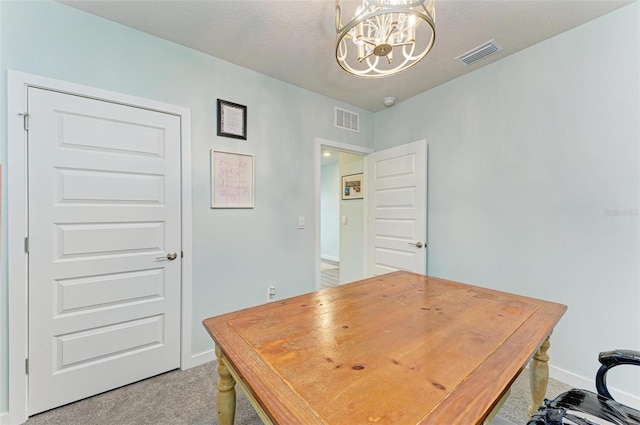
314,137,372,290
6,70,193,424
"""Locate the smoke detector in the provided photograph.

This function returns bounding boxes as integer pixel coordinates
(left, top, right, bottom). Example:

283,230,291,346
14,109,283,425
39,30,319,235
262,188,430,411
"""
383,97,396,107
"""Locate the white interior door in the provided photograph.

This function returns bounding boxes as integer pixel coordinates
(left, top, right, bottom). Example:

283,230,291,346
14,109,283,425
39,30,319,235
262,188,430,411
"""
366,140,427,276
27,87,182,414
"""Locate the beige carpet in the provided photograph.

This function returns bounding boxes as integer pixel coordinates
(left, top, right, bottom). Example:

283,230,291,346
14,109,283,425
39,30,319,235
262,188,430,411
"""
25,362,258,425
25,361,572,425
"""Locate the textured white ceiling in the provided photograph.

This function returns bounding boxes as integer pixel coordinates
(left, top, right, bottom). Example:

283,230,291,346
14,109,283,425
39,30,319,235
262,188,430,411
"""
59,0,632,112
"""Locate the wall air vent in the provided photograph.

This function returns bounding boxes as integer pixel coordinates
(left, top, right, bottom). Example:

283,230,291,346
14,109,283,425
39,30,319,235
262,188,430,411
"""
335,107,360,132
455,39,503,66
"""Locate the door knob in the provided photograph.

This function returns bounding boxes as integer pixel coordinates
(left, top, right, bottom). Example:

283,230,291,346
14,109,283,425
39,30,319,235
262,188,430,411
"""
409,242,424,248
156,251,178,261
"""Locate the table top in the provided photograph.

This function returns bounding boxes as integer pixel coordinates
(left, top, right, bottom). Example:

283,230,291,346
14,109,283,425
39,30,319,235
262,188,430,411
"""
203,271,566,425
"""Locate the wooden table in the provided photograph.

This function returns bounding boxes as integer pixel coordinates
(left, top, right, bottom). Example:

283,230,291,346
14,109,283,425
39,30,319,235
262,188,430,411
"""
203,272,566,425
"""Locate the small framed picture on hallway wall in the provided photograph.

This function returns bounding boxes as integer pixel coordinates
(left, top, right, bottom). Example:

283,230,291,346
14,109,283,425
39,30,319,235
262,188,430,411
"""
342,173,363,200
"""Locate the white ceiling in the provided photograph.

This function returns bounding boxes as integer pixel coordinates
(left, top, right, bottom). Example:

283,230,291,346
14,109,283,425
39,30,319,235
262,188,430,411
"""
59,0,632,112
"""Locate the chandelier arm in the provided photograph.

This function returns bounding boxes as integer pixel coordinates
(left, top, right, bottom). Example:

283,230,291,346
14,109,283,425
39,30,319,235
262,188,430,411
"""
360,38,378,47
390,42,414,48
360,50,375,62
384,23,398,44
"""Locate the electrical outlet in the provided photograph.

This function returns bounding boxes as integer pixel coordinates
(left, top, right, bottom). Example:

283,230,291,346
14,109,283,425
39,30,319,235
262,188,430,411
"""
267,286,276,302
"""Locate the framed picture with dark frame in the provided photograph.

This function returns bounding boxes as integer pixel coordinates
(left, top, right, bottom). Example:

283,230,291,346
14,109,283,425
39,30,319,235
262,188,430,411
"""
217,99,247,140
342,173,364,200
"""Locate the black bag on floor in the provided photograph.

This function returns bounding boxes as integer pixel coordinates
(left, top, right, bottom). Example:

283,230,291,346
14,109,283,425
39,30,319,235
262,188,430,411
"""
527,389,640,425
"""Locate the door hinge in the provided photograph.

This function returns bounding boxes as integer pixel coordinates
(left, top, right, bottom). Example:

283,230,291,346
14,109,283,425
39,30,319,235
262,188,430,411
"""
24,237,30,253
25,358,29,374
19,112,29,131
181,251,184,258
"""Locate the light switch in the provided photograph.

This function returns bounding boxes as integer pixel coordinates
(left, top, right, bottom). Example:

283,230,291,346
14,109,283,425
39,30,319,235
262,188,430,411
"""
341,215,348,225
298,216,305,229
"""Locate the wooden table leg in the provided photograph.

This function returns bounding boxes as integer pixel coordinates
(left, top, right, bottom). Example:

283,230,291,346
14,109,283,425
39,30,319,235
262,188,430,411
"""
529,334,551,416
216,345,236,425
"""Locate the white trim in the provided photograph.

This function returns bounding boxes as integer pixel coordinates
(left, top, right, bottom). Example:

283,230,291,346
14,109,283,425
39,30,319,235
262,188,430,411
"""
362,158,371,279
189,349,216,368
314,138,372,291
0,412,9,425
6,70,193,423
548,364,592,392
179,109,194,372
320,255,340,263
8,70,30,425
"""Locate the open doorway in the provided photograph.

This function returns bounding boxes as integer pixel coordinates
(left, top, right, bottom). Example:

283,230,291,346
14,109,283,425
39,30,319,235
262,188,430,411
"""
315,138,428,290
320,150,340,287
317,139,371,289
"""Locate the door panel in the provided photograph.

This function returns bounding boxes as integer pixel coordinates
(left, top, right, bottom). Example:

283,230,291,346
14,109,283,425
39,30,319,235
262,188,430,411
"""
55,315,165,370
56,110,165,155
28,87,181,414
366,140,427,276
55,269,165,313
56,222,165,256
58,168,165,203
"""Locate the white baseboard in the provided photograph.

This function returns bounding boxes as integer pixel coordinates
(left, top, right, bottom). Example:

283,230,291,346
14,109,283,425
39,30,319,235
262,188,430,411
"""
0,410,19,425
186,349,216,369
320,255,339,264
550,364,640,409
549,364,592,390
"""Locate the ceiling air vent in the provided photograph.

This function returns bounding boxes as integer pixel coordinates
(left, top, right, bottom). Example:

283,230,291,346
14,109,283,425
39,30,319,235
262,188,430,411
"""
335,107,359,132
455,39,503,66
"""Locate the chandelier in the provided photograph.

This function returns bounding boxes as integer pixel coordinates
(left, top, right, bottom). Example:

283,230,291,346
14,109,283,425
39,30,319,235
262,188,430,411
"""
335,0,436,78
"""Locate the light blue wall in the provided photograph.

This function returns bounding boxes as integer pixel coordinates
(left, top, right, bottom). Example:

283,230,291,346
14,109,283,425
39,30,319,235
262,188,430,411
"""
375,3,640,401
321,161,340,261
0,0,375,414
339,152,365,284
